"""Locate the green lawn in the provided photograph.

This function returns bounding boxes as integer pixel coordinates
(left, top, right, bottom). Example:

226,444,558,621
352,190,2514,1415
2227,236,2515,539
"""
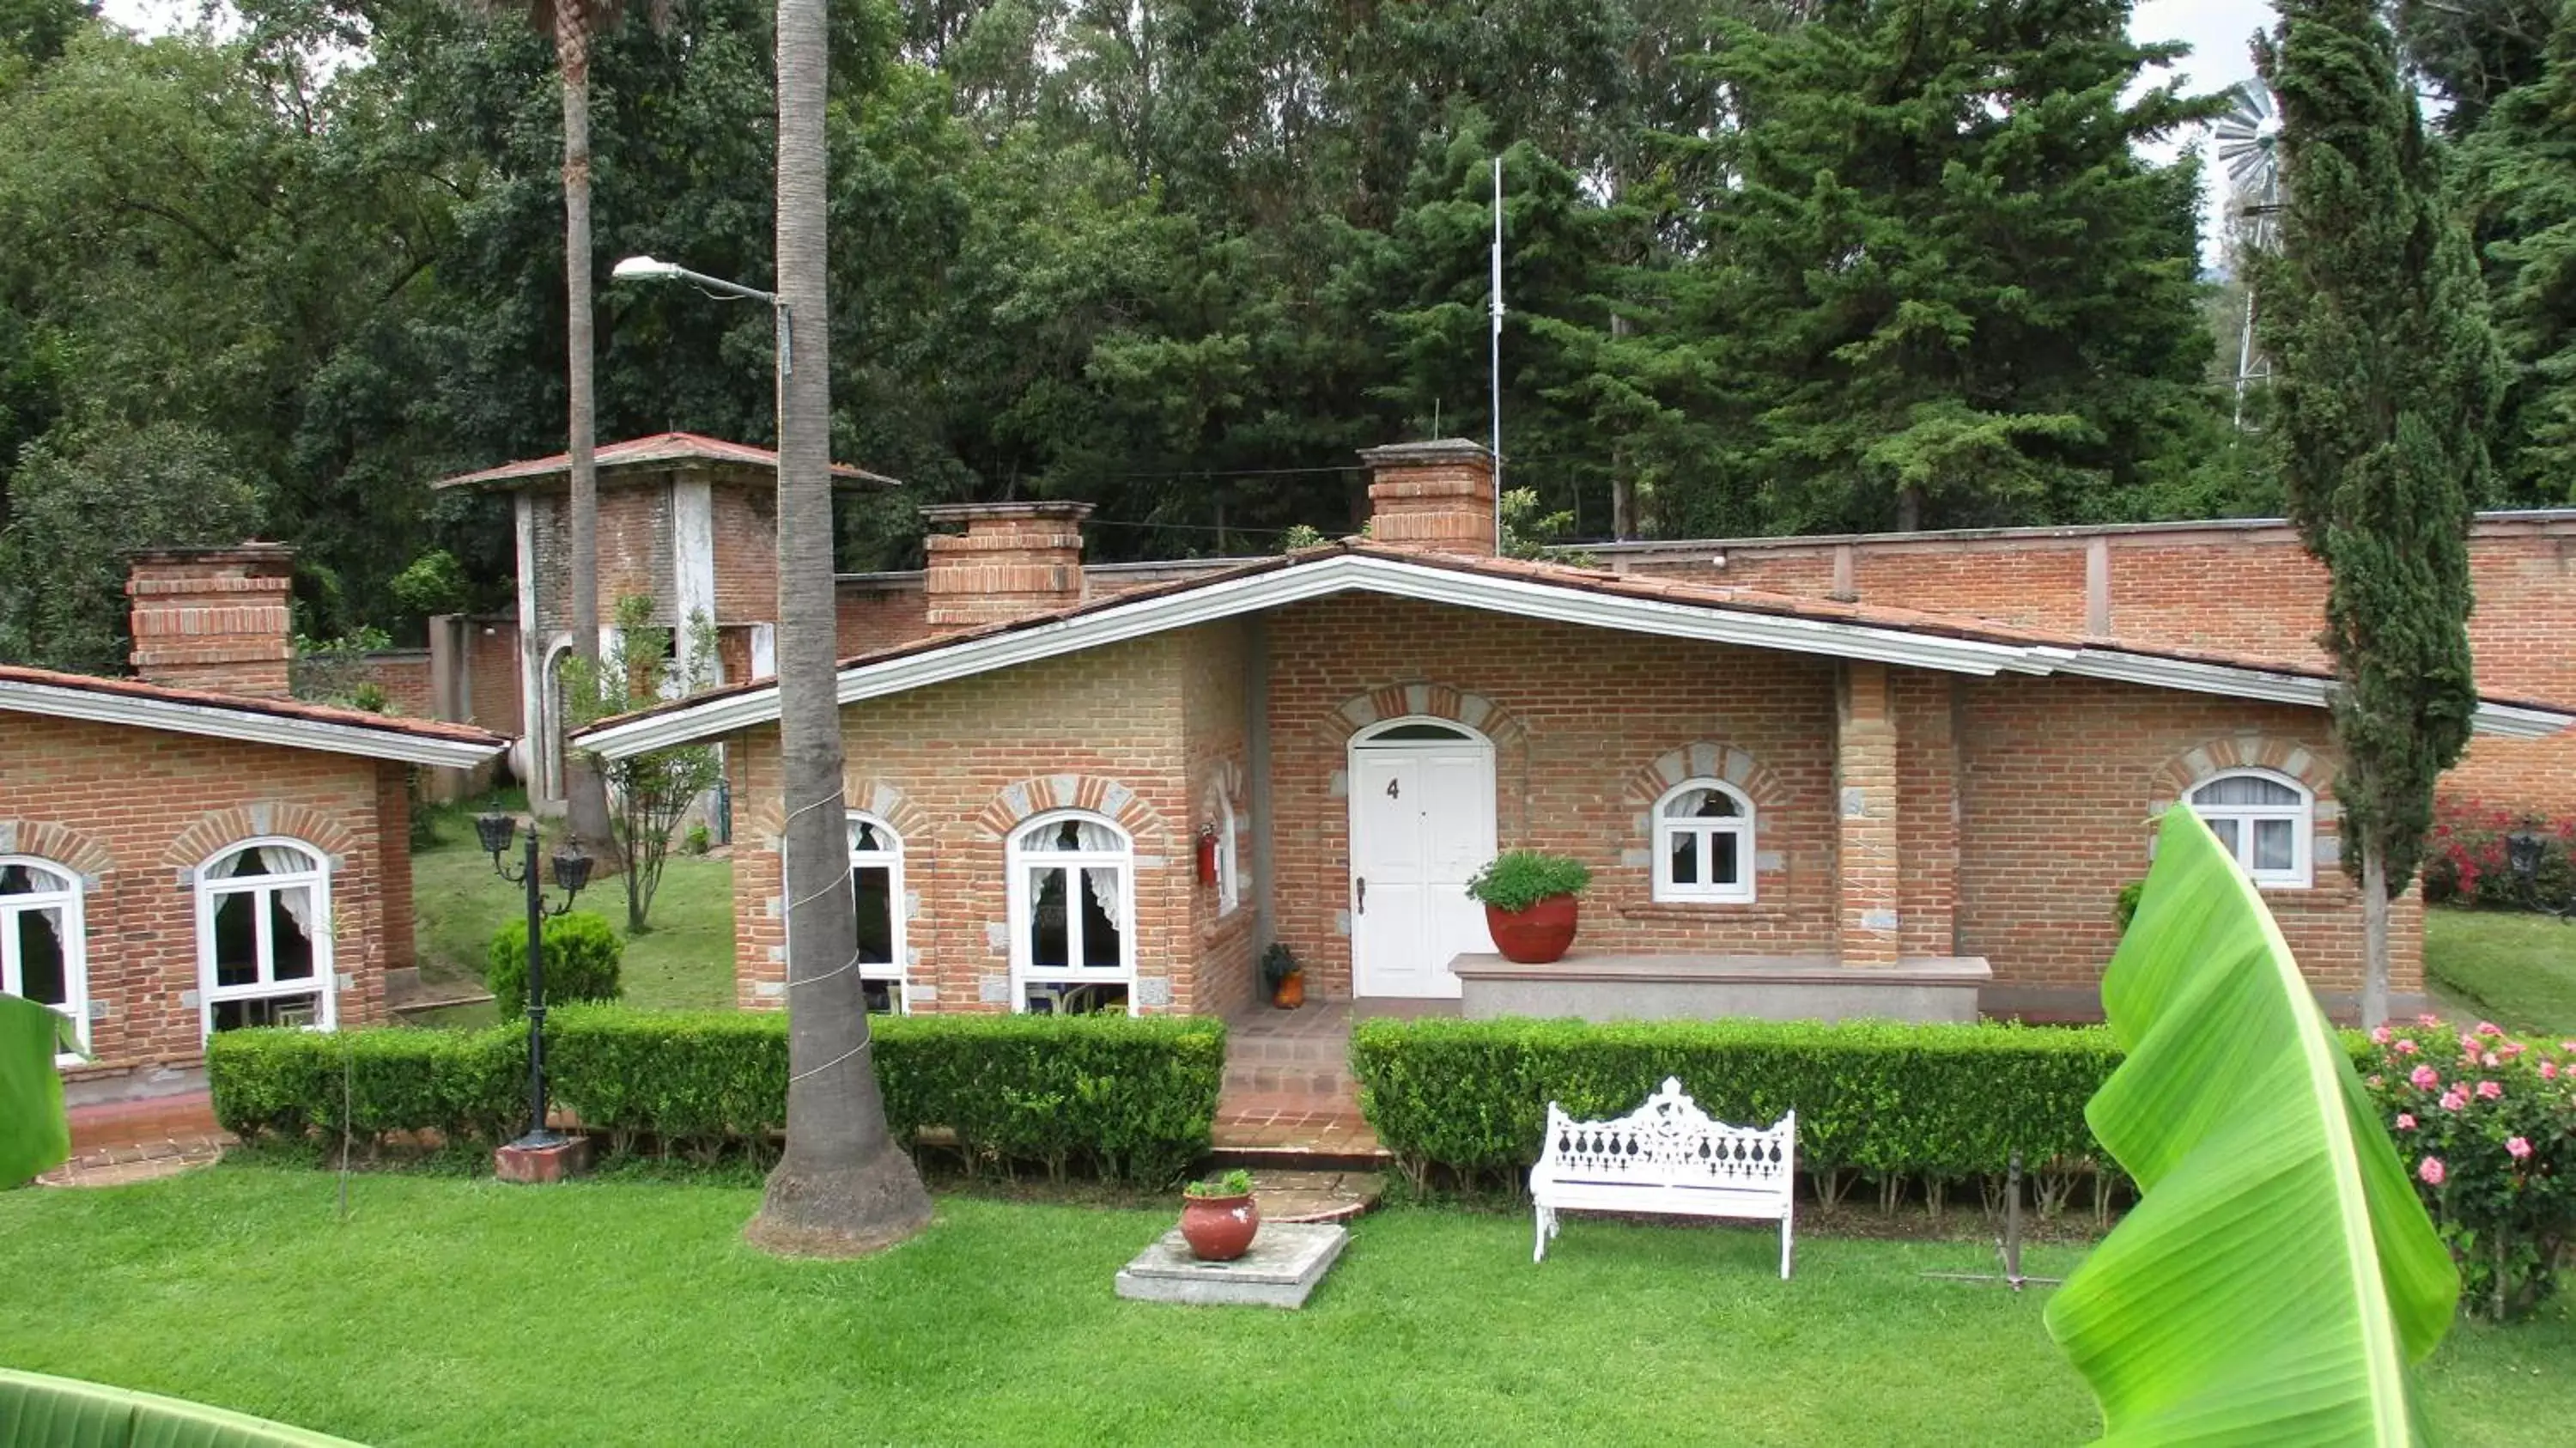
1,1170,2567,1446
411,810,737,1019
2424,907,2576,1036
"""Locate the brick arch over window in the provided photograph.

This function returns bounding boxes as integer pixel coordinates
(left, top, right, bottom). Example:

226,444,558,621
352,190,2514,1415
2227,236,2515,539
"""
739,778,937,850
164,802,356,871
0,820,112,882
973,774,1170,849
1315,681,1528,750
1621,742,1790,826
2148,736,2342,859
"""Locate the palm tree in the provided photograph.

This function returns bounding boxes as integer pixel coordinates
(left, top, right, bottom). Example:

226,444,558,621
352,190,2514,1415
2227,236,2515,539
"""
470,0,661,856
745,0,934,1255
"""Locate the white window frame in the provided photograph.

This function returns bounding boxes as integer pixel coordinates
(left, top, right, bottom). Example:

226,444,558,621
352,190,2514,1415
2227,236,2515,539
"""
848,811,909,1014
1,856,88,1065
1214,792,1241,917
1006,808,1138,1015
2187,768,2314,889
1651,779,1757,903
195,837,337,1037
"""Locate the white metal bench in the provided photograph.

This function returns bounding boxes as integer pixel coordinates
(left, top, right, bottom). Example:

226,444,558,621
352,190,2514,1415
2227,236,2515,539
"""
1528,1077,1796,1278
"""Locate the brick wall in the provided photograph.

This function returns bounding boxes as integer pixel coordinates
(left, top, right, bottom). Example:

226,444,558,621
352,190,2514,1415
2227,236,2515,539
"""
725,627,1219,1015
465,619,523,736
1954,674,2415,1009
710,483,780,625
125,547,296,697
1263,593,1843,1000
834,575,938,658
0,714,405,1078
532,484,676,634
1179,619,1258,1016
355,651,435,717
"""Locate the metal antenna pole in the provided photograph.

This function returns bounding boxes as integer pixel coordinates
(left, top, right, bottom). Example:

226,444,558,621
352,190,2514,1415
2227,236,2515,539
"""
1490,155,1504,551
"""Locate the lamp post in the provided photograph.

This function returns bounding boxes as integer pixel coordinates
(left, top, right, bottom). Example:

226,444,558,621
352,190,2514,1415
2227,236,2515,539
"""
476,814,593,1149
2504,828,2575,923
611,255,791,379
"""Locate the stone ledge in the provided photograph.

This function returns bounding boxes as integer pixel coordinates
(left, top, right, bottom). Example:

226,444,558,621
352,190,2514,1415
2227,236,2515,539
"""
1449,951,1991,1025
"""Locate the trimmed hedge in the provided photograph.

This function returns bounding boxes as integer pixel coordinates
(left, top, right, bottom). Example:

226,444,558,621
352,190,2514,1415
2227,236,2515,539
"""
1353,1016,2381,1198
486,911,624,1019
210,1007,1225,1186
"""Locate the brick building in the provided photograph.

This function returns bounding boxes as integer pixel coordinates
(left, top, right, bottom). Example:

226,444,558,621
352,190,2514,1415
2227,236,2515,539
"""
578,441,2573,1024
1,546,503,1098
429,433,896,810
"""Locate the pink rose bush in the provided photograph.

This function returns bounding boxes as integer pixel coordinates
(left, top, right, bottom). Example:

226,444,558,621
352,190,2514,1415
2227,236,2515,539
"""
2363,1021,2573,1319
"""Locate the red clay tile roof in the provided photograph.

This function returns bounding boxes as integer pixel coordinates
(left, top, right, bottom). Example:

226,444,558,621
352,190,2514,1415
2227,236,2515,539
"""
0,663,508,748
575,538,2576,741
431,432,898,490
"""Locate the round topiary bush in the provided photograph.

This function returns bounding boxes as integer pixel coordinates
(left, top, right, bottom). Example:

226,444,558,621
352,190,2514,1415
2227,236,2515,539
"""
486,911,624,1018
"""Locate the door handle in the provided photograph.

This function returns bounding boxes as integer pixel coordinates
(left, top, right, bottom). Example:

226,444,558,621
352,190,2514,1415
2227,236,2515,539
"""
1356,877,1366,915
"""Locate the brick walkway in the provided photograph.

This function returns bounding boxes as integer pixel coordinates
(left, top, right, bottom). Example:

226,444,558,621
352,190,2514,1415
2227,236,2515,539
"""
35,1090,235,1188
1214,1002,1399,1160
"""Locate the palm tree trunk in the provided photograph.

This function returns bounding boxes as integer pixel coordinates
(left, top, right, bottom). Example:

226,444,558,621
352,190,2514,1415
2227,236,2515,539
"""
2360,837,2391,1029
747,0,932,1256
558,17,614,858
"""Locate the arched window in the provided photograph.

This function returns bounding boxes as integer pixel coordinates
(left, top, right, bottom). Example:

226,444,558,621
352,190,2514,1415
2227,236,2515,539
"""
1653,780,1756,903
1008,810,1134,1014
1214,792,1240,917
1,858,87,1064
848,812,908,1015
2188,769,2314,888
197,840,334,1034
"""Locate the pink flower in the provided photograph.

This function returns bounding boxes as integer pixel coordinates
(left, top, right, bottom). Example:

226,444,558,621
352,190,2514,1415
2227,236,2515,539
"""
2544,1062,2561,1081
2396,1113,2417,1130
2476,1021,2503,1037
2418,1013,2442,1028
2396,1038,2421,1056
2506,1136,2533,1161
2371,1025,2393,1045
2419,1156,2446,1185
2482,1052,2501,1068
2460,1032,2483,1055
2440,1089,2468,1112
2410,1064,2440,1089
2563,1041,2576,1053
2477,1080,2503,1101
2367,1074,2385,1088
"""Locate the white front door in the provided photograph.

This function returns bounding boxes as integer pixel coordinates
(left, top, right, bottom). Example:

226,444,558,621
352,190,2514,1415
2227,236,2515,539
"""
1350,728,1497,998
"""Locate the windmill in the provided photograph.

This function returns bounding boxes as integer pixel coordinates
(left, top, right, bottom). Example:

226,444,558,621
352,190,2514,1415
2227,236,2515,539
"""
2215,80,2284,426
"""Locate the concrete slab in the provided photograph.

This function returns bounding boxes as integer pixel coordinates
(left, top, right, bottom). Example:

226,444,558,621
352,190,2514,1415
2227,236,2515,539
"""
1449,951,1991,1025
1115,1222,1348,1309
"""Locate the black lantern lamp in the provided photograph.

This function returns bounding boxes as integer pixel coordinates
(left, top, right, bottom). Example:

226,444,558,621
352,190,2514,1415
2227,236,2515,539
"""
476,814,592,1147
2505,827,2576,922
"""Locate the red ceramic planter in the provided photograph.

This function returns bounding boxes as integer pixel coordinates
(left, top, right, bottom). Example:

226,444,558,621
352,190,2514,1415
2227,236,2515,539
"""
1180,1191,1261,1261
1485,895,1580,964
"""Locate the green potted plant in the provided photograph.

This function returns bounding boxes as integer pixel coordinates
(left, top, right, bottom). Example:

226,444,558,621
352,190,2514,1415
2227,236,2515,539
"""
1466,849,1593,964
1260,942,1303,1009
1179,1166,1261,1261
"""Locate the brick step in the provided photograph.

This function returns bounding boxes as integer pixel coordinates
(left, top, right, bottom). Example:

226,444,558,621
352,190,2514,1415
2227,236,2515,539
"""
1223,1063,1354,1097
1224,1037,1357,1068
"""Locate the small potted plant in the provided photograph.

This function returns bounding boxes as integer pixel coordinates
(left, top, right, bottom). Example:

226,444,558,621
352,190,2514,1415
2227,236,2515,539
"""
1179,1167,1261,1261
1465,849,1593,964
1261,942,1304,1010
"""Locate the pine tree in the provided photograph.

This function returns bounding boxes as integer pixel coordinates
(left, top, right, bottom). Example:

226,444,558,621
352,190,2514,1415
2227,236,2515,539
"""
1645,0,2226,534
2252,0,2506,1027
2455,0,2576,503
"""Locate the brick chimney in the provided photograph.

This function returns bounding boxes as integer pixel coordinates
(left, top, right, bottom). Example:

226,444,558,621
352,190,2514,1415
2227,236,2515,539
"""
126,544,296,697
920,502,1092,629
1360,438,1497,557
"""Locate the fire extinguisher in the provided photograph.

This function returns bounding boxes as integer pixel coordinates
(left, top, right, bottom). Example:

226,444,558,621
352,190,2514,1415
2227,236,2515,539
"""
1195,825,1220,886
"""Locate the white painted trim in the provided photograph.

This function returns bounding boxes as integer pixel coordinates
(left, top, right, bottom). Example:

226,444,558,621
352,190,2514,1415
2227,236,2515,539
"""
579,551,2576,759
515,492,543,756
1349,715,1496,1000
1,855,88,1064
848,812,909,1013
194,837,337,1038
0,678,502,770
671,477,718,654
2186,768,2316,891
1005,809,1139,1014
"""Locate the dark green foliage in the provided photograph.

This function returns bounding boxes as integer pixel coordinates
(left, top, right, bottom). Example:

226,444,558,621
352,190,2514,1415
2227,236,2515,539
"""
2115,879,2147,931
208,1008,1228,1187
1463,849,1593,912
485,911,625,1019
1355,1016,2118,1190
205,1025,526,1152
2253,0,2504,909
1184,1167,1253,1198
1258,941,1298,992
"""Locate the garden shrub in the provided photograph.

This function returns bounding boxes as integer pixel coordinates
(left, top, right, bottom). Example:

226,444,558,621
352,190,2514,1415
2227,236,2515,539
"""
210,1008,1225,1186
1463,850,1593,911
208,1025,523,1152
2360,1018,2575,1319
2421,795,2576,908
486,911,625,1018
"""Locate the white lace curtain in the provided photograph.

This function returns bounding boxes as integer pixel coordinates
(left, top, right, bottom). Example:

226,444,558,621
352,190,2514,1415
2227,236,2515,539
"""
218,846,320,940
1084,867,1124,932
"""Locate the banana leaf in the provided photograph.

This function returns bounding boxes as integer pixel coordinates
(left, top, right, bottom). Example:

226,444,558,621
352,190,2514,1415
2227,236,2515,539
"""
0,1368,365,1446
2043,806,2457,1445
0,994,71,1188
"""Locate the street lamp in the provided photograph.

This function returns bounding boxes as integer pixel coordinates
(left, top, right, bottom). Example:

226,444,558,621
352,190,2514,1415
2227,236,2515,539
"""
477,814,593,1148
2504,828,2575,922
611,254,792,376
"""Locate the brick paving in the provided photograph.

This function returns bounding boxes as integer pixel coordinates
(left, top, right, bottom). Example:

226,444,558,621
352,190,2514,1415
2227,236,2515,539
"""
34,1089,236,1188
1215,1002,1388,1159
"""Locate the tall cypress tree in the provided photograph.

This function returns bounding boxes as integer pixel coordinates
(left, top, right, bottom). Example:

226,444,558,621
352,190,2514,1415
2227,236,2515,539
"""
2252,0,2505,1026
